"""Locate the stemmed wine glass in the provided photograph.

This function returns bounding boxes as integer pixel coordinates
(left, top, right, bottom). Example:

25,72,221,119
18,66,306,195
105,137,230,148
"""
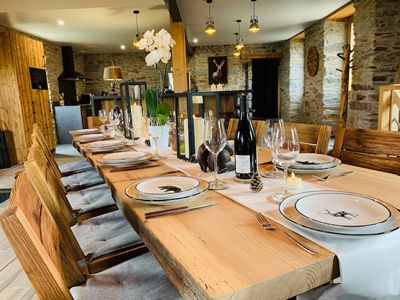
98,110,108,132
271,127,300,202
204,111,228,190
261,118,285,179
149,117,160,159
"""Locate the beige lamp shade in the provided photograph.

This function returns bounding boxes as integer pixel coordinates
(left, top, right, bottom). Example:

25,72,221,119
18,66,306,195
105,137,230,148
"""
103,66,123,81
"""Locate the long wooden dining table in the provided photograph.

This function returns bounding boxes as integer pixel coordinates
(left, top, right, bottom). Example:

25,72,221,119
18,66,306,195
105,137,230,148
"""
74,141,400,299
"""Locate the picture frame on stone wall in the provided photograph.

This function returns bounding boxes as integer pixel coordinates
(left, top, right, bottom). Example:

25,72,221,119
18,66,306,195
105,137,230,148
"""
208,56,228,85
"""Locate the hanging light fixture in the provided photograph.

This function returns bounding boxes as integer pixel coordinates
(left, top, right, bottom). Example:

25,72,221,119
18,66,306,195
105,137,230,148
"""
249,0,260,33
133,10,141,48
235,20,244,50
204,0,216,35
233,33,241,57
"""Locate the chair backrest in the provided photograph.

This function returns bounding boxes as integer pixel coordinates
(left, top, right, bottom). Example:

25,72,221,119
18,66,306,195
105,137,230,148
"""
226,118,266,147
332,127,400,175
33,124,63,180
0,172,84,298
227,119,331,153
285,122,332,154
87,116,109,129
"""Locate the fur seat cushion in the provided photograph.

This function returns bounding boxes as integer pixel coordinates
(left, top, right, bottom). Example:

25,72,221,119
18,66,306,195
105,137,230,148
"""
59,160,94,175
67,184,115,214
70,252,181,299
61,170,104,190
71,210,141,259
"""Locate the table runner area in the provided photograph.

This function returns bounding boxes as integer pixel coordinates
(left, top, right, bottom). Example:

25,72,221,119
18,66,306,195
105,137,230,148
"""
141,148,400,299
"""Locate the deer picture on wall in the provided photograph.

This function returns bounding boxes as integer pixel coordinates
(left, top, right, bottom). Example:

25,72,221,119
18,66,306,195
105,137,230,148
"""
208,56,228,85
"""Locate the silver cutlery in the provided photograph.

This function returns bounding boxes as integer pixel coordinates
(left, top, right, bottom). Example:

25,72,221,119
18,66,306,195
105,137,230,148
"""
255,212,318,255
145,202,216,219
312,170,354,181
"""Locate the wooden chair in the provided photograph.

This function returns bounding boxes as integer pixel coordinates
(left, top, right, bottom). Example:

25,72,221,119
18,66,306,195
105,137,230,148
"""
87,116,109,129
332,127,400,175
0,172,179,299
33,124,93,177
24,151,147,273
227,118,331,153
32,125,104,192
27,144,116,222
226,118,266,147
285,122,332,154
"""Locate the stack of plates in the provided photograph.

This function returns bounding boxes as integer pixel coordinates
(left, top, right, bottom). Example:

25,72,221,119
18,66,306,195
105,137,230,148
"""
280,190,400,236
75,133,106,143
288,153,341,174
70,128,100,137
125,176,209,205
98,151,151,167
85,140,123,152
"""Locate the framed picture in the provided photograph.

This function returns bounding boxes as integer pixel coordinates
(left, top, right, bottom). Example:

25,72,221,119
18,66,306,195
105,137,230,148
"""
208,56,228,85
29,67,48,90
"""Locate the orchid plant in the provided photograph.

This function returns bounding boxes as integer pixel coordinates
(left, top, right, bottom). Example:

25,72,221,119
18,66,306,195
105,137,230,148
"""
139,29,176,125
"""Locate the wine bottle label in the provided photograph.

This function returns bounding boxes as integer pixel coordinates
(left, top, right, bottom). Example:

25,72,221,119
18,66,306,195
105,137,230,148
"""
235,155,251,173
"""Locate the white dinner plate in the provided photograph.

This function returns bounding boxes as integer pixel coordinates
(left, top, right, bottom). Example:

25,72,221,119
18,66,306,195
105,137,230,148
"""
286,159,341,174
125,177,209,205
290,154,339,170
98,153,151,167
88,140,122,148
279,191,400,236
102,151,146,163
70,128,100,136
295,192,391,227
135,176,200,200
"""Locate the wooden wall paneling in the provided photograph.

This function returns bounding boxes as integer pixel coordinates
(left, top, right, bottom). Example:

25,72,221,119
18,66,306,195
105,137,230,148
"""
0,32,26,164
0,31,55,164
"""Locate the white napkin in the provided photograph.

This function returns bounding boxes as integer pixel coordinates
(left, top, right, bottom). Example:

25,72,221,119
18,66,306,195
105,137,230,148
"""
158,155,400,299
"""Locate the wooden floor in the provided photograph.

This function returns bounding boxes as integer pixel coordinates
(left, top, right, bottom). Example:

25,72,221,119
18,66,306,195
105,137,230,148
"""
0,144,83,299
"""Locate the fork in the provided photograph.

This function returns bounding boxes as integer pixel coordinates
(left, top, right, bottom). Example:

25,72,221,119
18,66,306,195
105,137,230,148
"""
312,170,354,181
255,212,318,255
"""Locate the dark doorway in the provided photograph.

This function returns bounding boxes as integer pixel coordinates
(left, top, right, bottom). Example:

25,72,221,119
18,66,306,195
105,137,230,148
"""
251,58,280,119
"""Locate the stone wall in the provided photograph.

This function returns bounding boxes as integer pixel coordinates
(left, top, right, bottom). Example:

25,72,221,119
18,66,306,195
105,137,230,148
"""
83,52,165,95
188,43,283,91
279,40,305,122
348,0,400,129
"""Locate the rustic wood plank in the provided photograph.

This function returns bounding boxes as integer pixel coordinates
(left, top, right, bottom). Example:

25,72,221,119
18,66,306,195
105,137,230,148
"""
240,53,282,60
0,207,73,299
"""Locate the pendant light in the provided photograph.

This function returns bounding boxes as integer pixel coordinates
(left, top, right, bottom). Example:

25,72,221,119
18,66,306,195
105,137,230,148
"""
235,20,244,50
204,0,216,35
233,33,241,57
133,10,141,48
249,0,260,33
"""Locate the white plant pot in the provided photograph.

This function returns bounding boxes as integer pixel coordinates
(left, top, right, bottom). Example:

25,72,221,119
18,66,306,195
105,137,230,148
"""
149,125,169,151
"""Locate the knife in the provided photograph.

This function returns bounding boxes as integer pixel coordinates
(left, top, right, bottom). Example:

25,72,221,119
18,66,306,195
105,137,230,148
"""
145,203,216,219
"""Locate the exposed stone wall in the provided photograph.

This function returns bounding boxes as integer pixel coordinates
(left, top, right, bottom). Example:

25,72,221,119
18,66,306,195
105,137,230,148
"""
348,0,400,129
322,21,346,130
74,53,86,98
83,52,169,95
188,43,283,91
304,20,325,125
280,40,305,122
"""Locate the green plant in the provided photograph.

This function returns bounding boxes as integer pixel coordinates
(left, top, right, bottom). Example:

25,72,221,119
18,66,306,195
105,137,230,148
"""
145,89,170,125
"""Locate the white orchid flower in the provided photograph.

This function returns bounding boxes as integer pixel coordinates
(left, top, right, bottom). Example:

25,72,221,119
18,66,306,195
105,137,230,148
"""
145,50,161,66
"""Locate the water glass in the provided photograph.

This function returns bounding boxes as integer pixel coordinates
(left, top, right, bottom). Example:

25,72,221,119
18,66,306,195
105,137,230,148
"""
98,110,108,131
261,118,284,179
204,111,228,190
271,127,300,202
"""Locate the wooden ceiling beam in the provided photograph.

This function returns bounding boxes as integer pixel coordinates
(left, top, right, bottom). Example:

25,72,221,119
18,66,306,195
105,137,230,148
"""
240,53,283,60
164,0,193,57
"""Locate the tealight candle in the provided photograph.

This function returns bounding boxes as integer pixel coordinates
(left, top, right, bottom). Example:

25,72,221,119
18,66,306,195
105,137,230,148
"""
287,172,302,190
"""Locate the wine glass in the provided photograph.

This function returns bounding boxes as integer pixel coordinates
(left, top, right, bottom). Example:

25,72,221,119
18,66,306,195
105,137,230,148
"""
98,110,108,132
270,127,300,202
149,117,160,159
261,118,285,179
204,111,228,190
